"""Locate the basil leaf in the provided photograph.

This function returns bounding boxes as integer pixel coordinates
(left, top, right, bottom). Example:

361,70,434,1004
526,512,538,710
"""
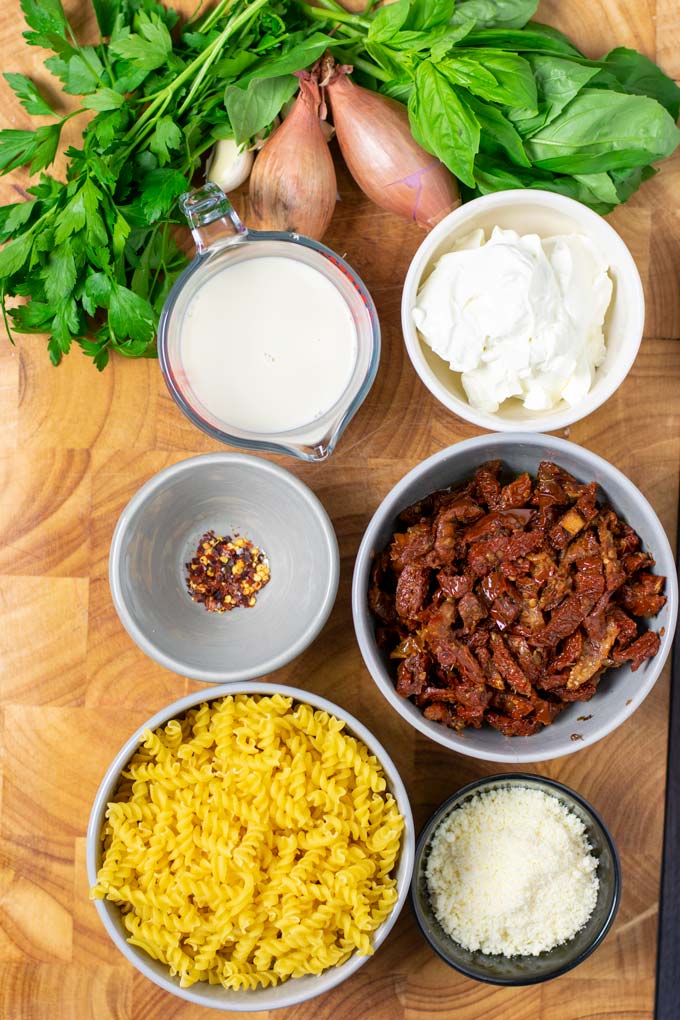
463,25,583,57
439,49,537,110
409,62,480,188
404,0,455,32
430,22,476,62
609,164,657,203
380,78,415,104
600,47,680,120
225,75,298,147
466,94,530,166
238,33,333,83
510,55,600,136
367,0,409,43
452,0,538,30
527,89,680,173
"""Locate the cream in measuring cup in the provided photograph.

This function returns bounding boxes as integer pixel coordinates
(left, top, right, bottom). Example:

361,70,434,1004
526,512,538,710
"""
180,255,358,434
158,183,380,461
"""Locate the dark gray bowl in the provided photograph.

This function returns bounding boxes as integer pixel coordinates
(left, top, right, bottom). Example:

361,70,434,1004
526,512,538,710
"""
411,774,621,985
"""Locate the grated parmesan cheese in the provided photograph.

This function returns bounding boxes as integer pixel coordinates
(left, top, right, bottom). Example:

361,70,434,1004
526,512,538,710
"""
425,786,599,957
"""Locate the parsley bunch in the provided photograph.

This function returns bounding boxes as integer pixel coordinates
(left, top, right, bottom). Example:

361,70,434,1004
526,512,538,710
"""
0,0,329,368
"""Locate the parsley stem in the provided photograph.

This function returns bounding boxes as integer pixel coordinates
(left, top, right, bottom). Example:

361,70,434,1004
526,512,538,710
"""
199,0,236,33
125,0,270,146
299,3,370,30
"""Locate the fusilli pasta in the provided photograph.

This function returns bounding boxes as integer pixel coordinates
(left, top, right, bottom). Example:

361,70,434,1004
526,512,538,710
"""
92,694,404,990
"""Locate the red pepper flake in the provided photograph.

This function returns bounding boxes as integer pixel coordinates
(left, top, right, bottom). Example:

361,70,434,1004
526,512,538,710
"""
186,531,270,613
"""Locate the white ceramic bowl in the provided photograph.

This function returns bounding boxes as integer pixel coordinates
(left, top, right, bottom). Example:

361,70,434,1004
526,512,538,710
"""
87,682,415,1011
401,190,645,432
352,434,677,764
109,454,339,682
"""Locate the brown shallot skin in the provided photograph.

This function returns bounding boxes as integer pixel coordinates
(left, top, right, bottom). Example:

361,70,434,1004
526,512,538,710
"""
248,75,336,241
326,70,460,230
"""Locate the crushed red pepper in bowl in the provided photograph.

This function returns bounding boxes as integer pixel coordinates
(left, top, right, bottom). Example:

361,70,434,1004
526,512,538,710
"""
368,460,667,737
186,531,270,613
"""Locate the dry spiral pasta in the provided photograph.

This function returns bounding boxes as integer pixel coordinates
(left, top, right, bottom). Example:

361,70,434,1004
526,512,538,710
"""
92,694,405,990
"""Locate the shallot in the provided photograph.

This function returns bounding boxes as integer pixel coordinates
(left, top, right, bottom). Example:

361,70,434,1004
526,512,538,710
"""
324,60,460,230
248,71,336,240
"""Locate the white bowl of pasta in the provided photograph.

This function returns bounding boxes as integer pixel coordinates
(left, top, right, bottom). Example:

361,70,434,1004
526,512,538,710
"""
86,683,415,1011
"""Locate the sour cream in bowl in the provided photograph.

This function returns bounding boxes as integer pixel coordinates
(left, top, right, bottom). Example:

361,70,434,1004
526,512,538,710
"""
401,190,644,433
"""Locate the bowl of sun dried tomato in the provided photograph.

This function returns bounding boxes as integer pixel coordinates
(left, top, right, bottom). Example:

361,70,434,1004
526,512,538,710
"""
352,434,677,763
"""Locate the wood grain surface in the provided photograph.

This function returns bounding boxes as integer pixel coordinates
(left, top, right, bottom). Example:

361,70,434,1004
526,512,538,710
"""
0,1,679,1018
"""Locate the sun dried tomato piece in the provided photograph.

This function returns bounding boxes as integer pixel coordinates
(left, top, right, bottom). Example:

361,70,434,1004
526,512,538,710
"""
474,461,503,509
368,586,397,625
389,522,434,570
458,592,487,633
620,573,667,616
610,607,638,649
423,702,460,728
468,535,508,576
622,551,655,574
396,652,431,697
486,712,543,736
490,632,532,696
395,564,431,621
532,593,597,648
566,619,619,689
492,690,535,719
498,473,533,510
437,571,470,599
549,682,599,703
613,630,661,670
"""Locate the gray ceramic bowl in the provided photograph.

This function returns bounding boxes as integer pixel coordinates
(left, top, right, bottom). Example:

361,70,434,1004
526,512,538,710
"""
86,682,415,1011
110,454,339,681
352,433,677,763
411,774,621,984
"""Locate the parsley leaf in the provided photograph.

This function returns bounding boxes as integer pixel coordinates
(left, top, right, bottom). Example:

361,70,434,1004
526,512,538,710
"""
110,12,173,71
82,87,126,111
108,282,156,345
139,168,189,222
4,73,56,117
150,116,184,165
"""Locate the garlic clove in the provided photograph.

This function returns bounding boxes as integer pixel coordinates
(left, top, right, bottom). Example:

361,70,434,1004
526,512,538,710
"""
206,138,254,192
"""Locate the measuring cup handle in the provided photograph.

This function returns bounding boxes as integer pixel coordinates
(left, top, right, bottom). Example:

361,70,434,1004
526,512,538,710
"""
180,183,247,253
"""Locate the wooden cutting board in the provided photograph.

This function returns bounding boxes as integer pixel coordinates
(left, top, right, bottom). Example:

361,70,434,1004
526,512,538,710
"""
0,1,678,1018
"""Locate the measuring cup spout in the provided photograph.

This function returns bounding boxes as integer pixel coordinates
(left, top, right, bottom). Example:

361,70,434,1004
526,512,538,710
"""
180,183,247,254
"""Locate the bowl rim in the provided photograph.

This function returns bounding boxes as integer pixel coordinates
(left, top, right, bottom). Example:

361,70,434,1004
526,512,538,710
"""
86,680,416,1012
410,772,622,986
351,432,678,763
108,452,340,683
400,189,645,433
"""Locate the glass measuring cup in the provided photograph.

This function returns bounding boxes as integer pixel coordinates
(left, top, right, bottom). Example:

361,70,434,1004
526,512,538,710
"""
158,183,381,462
